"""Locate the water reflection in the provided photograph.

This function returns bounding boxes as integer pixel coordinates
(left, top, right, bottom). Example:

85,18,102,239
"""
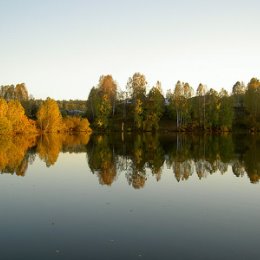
87,135,117,185
0,133,259,185
0,133,90,175
87,133,260,186
0,135,36,176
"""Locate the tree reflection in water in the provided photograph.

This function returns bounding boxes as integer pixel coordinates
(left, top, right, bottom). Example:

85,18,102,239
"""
0,133,90,176
87,135,117,185
0,133,259,186
87,133,260,187
0,135,36,176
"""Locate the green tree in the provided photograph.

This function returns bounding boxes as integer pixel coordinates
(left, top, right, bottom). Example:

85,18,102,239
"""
196,83,207,129
244,78,260,130
169,81,193,129
126,73,147,130
174,81,184,129
94,94,112,129
205,88,219,130
87,87,99,121
144,81,165,131
87,75,117,130
219,88,233,131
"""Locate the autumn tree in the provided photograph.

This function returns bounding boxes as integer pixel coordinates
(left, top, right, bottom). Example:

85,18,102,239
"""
0,98,36,134
98,75,117,116
36,98,63,133
63,116,92,132
0,117,12,135
87,75,118,130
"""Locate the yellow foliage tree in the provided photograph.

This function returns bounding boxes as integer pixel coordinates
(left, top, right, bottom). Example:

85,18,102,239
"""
37,98,63,133
0,98,36,135
6,100,36,134
63,116,92,133
0,99,8,117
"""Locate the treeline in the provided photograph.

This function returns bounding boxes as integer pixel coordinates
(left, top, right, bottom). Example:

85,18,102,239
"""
1,75,260,133
86,74,260,132
0,83,29,101
0,84,91,135
21,99,87,119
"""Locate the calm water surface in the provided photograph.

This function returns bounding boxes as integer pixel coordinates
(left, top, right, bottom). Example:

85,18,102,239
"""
0,133,259,260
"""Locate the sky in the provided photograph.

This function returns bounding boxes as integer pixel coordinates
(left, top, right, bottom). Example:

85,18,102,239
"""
0,0,259,100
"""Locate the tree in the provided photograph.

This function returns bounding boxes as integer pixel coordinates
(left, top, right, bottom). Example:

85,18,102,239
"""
182,82,193,126
94,94,112,129
219,88,233,131
0,83,29,101
232,81,245,96
144,81,165,131
205,88,219,129
126,73,147,130
170,81,184,129
15,83,29,100
169,81,193,129
244,78,260,130
87,87,99,121
126,72,147,101
98,75,117,116
87,75,118,130
0,98,36,134
0,117,12,135
196,83,207,129
0,98,8,117
63,116,92,132
36,98,63,133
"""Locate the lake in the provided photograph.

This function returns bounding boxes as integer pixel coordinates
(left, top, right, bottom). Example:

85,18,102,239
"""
0,133,259,259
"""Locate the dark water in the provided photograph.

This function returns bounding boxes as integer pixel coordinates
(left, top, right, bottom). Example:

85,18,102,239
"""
0,133,260,260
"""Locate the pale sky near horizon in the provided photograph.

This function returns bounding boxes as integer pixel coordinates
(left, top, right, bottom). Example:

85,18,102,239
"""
0,0,259,100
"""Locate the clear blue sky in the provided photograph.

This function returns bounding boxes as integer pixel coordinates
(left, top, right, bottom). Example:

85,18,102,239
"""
0,0,259,99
